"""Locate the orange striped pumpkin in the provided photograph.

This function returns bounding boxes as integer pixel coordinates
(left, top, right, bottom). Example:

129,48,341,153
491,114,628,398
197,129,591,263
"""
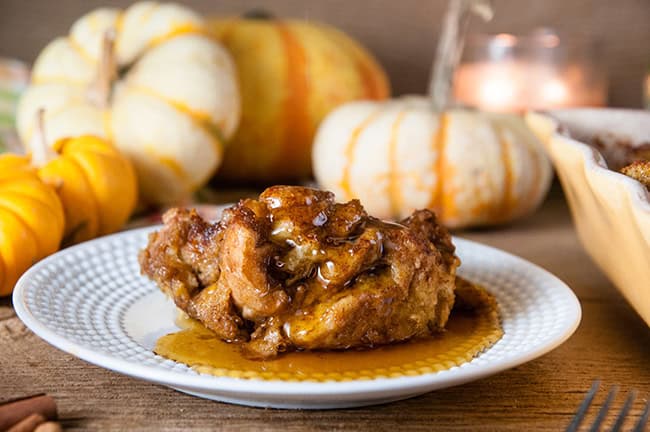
209,15,390,183
313,97,552,228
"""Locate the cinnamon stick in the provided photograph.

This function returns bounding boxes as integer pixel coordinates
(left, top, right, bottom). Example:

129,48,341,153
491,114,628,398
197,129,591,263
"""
0,394,57,431
6,413,46,432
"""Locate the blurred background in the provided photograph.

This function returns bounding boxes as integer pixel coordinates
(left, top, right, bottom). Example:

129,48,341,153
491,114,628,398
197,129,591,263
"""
1,0,649,108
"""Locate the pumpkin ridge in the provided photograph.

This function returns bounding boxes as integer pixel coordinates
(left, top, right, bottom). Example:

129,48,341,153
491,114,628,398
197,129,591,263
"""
67,36,96,64
122,84,211,121
144,145,188,180
388,110,408,218
145,24,206,51
114,3,159,64
0,202,42,257
69,149,135,235
115,11,125,32
339,109,383,199
0,192,59,254
0,172,34,184
525,138,543,215
24,98,91,149
318,26,389,100
276,22,311,177
123,1,161,49
62,152,101,235
0,188,58,213
0,207,41,296
0,154,32,172
124,84,225,158
137,3,160,25
0,177,63,223
210,18,239,45
42,154,100,243
65,134,121,157
496,125,514,220
428,113,449,219
354,48,389,100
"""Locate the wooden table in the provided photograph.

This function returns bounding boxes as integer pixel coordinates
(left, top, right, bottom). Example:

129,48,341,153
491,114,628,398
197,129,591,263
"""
1,186,649,431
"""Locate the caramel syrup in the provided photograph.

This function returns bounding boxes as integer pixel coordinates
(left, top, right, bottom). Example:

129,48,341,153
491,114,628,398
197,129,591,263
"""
154,285,503,382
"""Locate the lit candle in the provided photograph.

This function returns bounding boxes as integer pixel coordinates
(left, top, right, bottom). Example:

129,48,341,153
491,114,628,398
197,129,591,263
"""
453,32,607,112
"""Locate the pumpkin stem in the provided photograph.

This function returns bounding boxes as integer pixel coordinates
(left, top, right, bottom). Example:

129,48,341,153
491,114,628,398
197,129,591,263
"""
88,29,117,108
30,108,57,167
429,0,493,112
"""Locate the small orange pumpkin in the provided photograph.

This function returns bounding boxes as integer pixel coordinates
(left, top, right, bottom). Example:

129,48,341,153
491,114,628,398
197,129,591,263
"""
0,154,65,296
30,113,138,246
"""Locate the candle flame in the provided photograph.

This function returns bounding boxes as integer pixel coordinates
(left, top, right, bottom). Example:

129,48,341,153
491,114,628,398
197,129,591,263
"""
541,79,568,104
479,77,517,110
494,33,517,47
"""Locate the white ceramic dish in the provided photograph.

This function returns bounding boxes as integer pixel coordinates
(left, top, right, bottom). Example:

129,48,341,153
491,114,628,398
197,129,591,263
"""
13,226,581,409
526,109,650,326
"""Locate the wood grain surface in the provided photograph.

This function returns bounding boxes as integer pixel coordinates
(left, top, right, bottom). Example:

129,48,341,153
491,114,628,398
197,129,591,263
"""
1,186,649,431
1,0,649,108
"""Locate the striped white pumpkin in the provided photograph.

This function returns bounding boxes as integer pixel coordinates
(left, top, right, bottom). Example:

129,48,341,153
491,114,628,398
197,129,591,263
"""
313,97,552,228
16,2,240,205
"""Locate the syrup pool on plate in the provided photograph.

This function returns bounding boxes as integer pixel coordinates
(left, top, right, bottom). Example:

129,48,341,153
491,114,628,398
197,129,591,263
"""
155,281,503,382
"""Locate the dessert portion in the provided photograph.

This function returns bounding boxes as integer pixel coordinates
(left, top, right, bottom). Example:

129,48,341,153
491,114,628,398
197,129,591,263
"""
140,186,460,359
588,134,650,189
621,161,650,190
591,135,650,171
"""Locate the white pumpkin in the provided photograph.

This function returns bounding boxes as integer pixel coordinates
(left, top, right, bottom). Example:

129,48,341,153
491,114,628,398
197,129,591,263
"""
313,97,552,228
16,2,240,205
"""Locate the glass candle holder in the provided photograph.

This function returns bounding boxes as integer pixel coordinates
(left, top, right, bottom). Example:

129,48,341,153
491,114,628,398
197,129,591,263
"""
453,29,607,113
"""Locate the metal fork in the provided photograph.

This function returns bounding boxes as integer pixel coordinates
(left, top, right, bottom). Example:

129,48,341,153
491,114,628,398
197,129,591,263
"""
566,380,650,432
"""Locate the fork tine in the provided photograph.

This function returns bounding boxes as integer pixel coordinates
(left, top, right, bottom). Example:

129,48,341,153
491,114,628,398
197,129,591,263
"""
610,390,636,432
566,380,601,432
589,385,618,432
632,399,650,432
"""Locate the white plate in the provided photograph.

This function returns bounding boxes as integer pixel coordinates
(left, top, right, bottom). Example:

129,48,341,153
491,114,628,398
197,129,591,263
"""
13,227,581,409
